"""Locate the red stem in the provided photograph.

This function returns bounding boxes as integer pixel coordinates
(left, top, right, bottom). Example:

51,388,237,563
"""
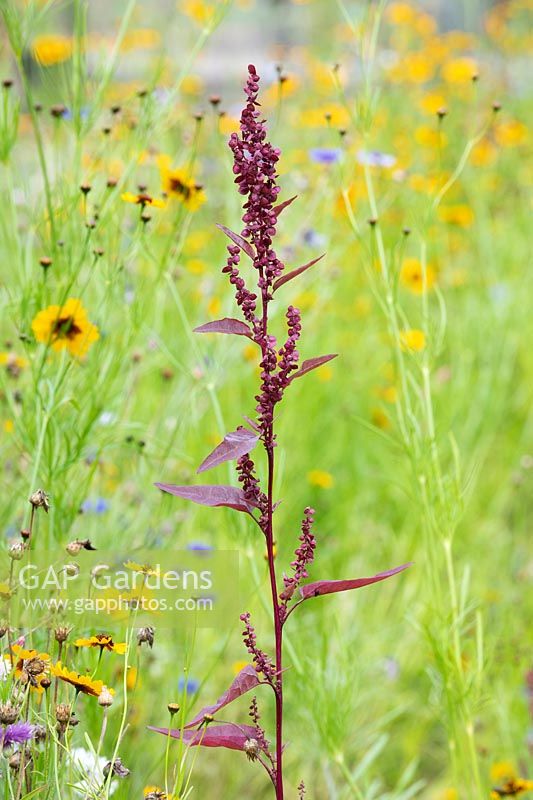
265,444,284,800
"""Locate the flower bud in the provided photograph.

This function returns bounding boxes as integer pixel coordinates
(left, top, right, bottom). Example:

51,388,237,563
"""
9,541,25,560
98,687,114,708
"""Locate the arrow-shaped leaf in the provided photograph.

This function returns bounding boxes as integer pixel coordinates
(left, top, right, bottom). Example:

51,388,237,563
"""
184,665,260,728
299,563,412,600
273,195,297,216
216,224,255,260
273,254,325,292
197,427,260,474
148,722,264,752
194,318,253,338
155,484,259,514
289,354,338,382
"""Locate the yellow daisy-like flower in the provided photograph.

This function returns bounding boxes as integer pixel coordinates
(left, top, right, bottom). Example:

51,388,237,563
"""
438,204,474,227
51,661,114,697
32,34,73,67
307,469,334,489
12,644,51,693
441,57,478,84
144,787,175,800
121,191,166,208
157,155,206,211
490,779,533,798
123,560,160,577
32,298,99,357
400,329,426,352
75,634,127,655
400,258,436,294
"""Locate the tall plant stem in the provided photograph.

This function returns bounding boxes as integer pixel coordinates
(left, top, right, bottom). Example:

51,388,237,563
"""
265,444,284,799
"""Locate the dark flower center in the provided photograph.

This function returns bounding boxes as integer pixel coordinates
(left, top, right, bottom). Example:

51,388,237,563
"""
169,177,192,199
52,316,81,340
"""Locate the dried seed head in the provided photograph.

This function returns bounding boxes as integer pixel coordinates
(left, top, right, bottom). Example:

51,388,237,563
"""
80,183,91,195
167,702,180,716
2,79,14,89
492,100,502,113
137,626,155,648
50,104,67,118
20,528,31,540
54,626,70,643
29,488,50,512
436,106,448,119
33,724,47,744
103,758,130,779
202,713,214,725
0,702,20,725
9,541,25,560
66,540,82,556
0,625,8,639
244,737,260,761
55,703,71,724
98,686,114,708
39,257,52,269
63,563,80,578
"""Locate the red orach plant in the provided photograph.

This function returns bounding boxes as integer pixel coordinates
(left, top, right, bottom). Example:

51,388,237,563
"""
151,65,411,798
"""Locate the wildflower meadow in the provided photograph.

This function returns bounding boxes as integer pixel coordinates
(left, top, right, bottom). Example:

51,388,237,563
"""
0,1,531,798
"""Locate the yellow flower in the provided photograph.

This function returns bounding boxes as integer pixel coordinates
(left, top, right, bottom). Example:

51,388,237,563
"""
157,156,206,211
121,191,166,208
32,34,73,66
120,28,161,52
441,57,478,84
219,114,240,136
182,0,215,25
126,666,139,691
415,125,448,148
491,762,517,783
3,420,14,434
307,469,334,489
380,385,399,404
12,645,51,693
400,329,426,352
438,204,474,227
0,351,28,376
75,634,127,655
495,120,528,147
419,92,447,115
186,259,206,275
207,296,221,317
400,258,436,294
144,788,175,800
51,661,114,697
471,138,497,166
386,2,417,24
32,298,99,357
124,560,160,577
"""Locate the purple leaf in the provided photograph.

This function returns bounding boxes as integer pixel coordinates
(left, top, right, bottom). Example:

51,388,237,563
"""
197,427,260,474
299,563,412,600
155,483,259,514
273,254,325,292
148,722,264,752
185,665,260,728
216,224,255,260
194,318,253,338
273,195,297,216
289,354,338,382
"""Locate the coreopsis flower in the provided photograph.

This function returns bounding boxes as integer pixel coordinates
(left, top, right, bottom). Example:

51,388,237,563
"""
307,469,334,489
12,644,51,693
144,787,175,800
51,662,114,698
31,34,73,66
121,191,166,208
31,298,99,357
400,258,436,294
74,634,127,654
157,155,206,211
400,329,426,352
